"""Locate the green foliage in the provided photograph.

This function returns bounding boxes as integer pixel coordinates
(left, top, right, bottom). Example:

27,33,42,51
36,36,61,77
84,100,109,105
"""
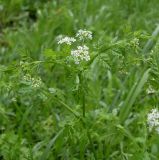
1,0,159,160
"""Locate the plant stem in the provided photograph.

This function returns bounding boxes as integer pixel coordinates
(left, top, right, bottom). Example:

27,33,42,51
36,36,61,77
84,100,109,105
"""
86,130,98,160
79,72,86,117
82,93,85,117
54,97,97,159
53,97,80,119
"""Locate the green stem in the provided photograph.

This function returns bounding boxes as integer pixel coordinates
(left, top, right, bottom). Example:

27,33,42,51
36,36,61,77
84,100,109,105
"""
82,93,85,117
78,71,97,159
54,97,97,159
79,72,86,117
86,130,98,160
53,97,80,119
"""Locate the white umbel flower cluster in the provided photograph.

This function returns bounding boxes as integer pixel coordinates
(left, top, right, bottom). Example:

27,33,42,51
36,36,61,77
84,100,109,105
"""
57,29,92,64
57,36,76,45
71,45,90,64
23,74,42,88
147,108,159,134
76,29,92,40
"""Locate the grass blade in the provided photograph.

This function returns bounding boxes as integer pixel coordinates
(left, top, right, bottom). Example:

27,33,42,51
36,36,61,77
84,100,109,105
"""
119,69,150,123
39,129,63,160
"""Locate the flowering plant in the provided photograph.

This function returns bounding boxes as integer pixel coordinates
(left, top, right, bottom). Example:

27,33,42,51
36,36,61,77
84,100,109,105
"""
57,29,92,65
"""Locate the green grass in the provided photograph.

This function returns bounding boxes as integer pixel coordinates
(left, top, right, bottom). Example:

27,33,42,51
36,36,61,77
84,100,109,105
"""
1,0,159,159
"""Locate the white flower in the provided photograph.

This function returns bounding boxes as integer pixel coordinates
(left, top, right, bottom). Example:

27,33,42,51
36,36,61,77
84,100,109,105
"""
71,45,90,64
57,36,76,45
23,74,42,88
76,29,92,40
31,77,42,88
147,108,159,133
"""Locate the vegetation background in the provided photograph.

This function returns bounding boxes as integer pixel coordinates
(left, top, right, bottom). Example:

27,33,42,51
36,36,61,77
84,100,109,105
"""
1,0,159,159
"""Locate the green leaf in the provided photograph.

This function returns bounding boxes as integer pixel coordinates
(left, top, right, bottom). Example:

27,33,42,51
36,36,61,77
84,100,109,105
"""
39,129,63,160
44,49,56,59
119,69,150,123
